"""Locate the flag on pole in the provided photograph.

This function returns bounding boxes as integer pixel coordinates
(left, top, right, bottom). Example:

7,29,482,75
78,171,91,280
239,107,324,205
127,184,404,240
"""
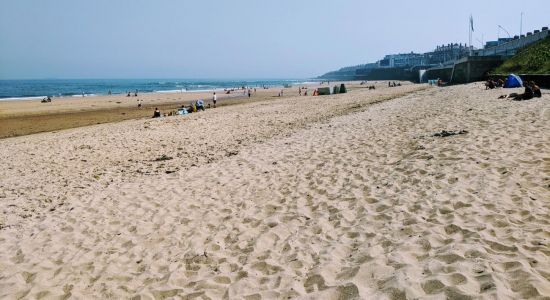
470,15,475,32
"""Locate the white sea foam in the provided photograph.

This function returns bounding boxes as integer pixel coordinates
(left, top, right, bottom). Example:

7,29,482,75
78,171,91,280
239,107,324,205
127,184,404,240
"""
155,89,184,94
72,94,97,97
0,96,46,101
155,88,223,94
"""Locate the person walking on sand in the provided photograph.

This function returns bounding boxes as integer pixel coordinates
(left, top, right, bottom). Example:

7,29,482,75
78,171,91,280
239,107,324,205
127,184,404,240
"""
212,92,217,108
248,89,251,98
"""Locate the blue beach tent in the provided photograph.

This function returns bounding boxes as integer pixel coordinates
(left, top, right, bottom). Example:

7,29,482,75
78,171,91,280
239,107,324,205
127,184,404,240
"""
504,74,523,88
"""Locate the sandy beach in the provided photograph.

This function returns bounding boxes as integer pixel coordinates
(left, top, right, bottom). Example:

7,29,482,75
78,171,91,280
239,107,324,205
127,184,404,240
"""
0,82,549,299
0,84,331,139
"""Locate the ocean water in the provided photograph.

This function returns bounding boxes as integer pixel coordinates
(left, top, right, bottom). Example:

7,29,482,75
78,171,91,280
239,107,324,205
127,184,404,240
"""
0,79,308,100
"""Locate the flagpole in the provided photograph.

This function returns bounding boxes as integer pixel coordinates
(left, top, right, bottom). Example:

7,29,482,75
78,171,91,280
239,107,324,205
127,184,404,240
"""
520,12,523,36
469,15,473,56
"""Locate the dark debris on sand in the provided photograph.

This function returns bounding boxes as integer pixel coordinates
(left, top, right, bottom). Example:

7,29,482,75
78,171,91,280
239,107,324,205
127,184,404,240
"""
154,155,173,162
432,130,468,137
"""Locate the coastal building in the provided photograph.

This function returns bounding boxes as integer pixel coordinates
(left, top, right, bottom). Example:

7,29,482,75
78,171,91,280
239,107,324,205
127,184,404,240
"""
424,43,470,65
484,38,513,49
378,52,426,68
473,27,549,57
352,42,470,81
376,44,470,69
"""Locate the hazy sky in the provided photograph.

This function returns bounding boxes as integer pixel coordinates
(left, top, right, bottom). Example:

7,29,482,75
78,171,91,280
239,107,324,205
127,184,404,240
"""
0,0,548,79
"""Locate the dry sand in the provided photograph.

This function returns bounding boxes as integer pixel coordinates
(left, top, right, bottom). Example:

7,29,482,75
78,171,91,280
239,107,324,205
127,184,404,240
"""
0,82,549,299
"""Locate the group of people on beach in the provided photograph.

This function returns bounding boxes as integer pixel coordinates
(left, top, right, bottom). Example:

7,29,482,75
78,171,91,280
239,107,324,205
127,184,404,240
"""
485,78,505,89
224,86,257,95
499,81,542,101
388,81,401,87
428,79,446,86
486,77,542,100
359,81,376,90
127,90,138,97
151,92,217,118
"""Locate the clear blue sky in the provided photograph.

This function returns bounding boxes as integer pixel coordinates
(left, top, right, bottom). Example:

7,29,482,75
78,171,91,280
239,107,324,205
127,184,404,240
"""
0,0,548,79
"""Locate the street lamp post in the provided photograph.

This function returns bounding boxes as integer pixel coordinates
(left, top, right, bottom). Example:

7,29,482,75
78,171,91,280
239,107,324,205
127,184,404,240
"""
498,25,511,38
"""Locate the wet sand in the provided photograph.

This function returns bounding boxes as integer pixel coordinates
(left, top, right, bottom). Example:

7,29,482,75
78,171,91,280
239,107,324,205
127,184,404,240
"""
0,84,329,139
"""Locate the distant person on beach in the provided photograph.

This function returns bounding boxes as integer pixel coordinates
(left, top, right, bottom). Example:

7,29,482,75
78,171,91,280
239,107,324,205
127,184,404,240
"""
127,91,131,97
108,90,112,95
196,99,205,111
177,105,188,115
523,83,534,100
299,87,302,96
134,90,138,97
510,83,534,101
248,89,251,98
137,99,142,108
485,79,496,89
212,92,217,107
153,108,161,118
530,81,541,98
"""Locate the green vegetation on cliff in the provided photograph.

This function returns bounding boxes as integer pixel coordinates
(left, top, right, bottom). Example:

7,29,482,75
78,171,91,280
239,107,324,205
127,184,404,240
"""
492,37,550,74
